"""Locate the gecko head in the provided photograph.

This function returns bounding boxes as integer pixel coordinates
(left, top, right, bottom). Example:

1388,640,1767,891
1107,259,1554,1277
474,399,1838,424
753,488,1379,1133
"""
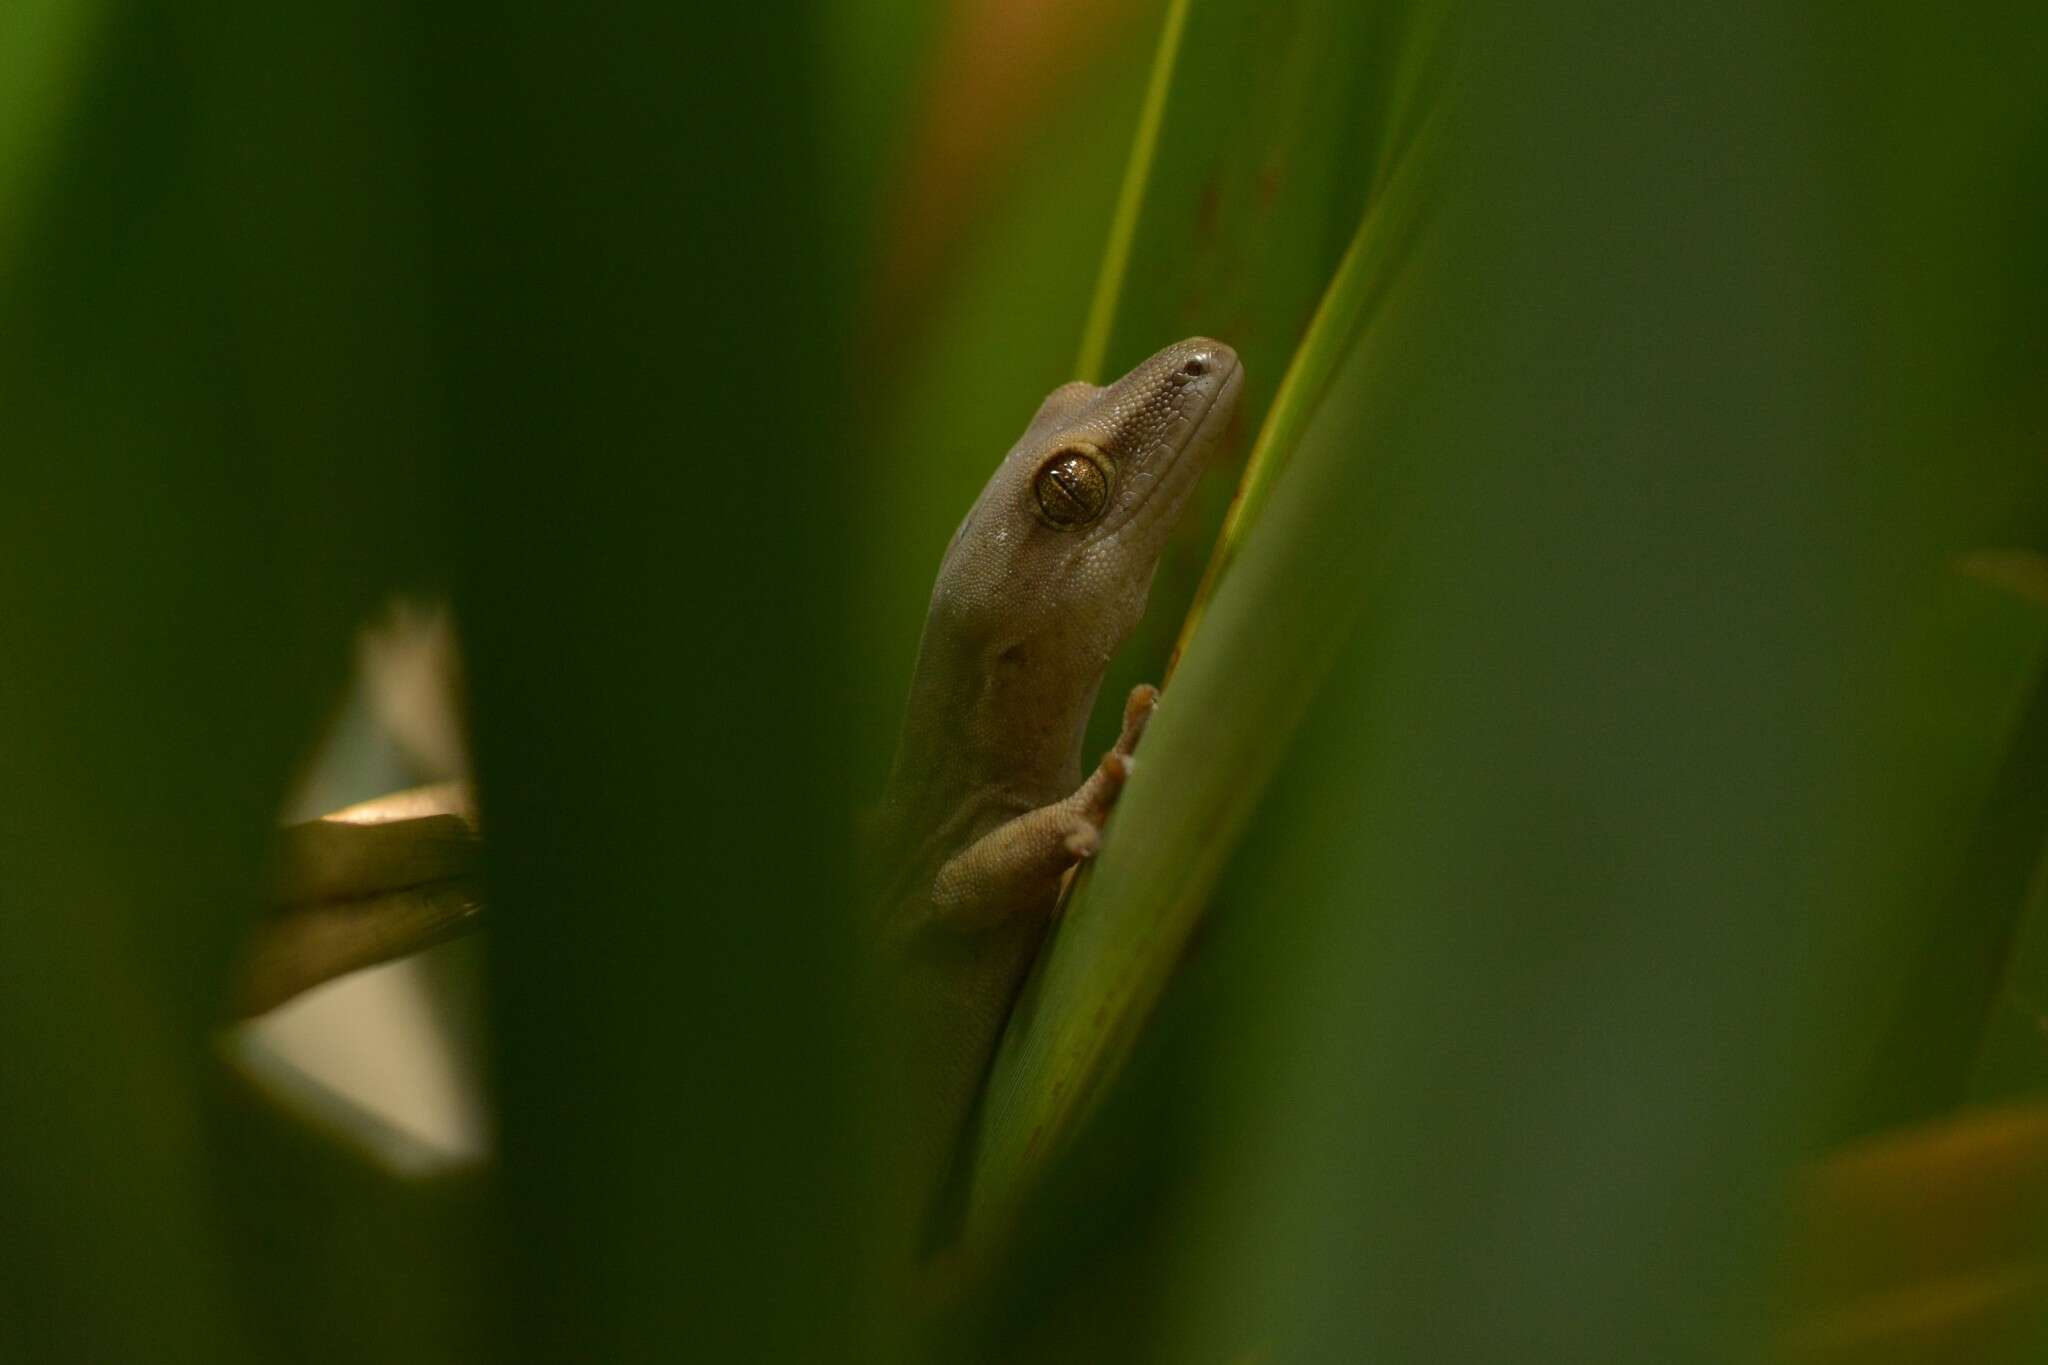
930,337,1242,667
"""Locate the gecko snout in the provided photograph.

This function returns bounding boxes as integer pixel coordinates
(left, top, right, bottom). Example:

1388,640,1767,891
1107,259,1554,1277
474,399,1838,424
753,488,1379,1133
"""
1171,338,1238,382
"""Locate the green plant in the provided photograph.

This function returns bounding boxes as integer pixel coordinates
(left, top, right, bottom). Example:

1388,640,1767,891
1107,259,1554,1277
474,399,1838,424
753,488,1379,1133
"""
5,1,2047,1361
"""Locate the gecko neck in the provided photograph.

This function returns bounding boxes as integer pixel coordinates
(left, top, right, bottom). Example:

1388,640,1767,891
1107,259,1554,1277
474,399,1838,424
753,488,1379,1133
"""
881,625,1103,844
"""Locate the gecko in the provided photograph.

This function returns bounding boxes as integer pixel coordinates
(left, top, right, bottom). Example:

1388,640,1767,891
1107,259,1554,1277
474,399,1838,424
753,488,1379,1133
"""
868,337,1242,1239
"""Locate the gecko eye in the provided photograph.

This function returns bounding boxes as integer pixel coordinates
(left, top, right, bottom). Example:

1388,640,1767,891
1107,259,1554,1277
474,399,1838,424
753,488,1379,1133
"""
1034,447,1110,528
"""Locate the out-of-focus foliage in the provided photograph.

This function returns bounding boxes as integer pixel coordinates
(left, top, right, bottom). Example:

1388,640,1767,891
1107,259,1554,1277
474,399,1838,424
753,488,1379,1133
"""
1,3,437,1358
3,0,865,1360
1784,1102,2048,1364
4,1,2048,1364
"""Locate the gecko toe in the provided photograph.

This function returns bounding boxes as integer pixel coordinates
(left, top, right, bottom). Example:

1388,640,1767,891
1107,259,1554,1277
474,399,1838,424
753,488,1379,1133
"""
1118,684,1160,754
1075,751,1134,825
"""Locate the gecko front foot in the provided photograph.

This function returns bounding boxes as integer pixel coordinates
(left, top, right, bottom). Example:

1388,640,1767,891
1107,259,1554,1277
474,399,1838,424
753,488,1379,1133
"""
1065,683,1157,846
926,683,1160,930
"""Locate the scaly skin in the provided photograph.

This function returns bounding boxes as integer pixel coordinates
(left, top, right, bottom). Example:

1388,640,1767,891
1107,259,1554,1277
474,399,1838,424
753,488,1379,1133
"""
869,337,1242,1238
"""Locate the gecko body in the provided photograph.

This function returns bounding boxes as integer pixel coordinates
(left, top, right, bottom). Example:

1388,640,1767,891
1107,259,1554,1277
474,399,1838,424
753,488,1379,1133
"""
869,337,1242,1232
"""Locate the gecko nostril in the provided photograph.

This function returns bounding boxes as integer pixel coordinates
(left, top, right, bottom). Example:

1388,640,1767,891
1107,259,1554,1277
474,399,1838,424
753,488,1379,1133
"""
1180,358,1208,377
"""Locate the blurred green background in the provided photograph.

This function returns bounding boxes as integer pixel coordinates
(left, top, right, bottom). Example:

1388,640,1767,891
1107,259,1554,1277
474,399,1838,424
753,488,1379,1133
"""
4,1,2048,1361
